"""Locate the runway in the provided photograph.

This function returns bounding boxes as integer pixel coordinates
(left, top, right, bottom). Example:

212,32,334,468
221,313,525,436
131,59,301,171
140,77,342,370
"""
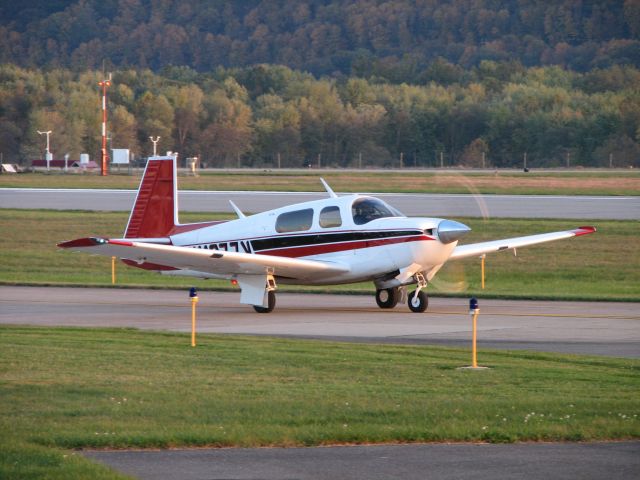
2,286,638,358
1,188,638,219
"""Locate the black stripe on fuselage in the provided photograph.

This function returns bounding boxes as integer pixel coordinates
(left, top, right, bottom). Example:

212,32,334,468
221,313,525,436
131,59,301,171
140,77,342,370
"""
250,230,424,252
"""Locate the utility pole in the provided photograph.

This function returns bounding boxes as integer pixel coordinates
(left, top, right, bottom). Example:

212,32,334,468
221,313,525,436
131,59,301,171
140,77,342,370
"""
358,152,362,169
482,151,486,169
440,151,444,168
609,152,613,168
37,130,52,171
399,152,403,169
277,152,281,169
523,152,527,170
149,136,160,156
566,151,571,169
98,74,112,176
317,153,321,169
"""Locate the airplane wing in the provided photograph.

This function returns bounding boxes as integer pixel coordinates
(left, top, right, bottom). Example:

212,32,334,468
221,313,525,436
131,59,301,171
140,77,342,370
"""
58,237,350,280
449,226,596,260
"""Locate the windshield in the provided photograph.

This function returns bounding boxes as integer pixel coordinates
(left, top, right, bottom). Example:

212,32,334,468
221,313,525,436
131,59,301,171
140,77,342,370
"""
352,197,404,225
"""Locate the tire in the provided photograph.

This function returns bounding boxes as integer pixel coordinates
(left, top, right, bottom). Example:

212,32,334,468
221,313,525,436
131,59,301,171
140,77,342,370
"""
375,287,399,309
408,290,428,313
253,290,276,313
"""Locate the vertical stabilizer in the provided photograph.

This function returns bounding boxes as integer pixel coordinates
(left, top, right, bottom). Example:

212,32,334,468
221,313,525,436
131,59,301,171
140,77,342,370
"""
124,156,178,239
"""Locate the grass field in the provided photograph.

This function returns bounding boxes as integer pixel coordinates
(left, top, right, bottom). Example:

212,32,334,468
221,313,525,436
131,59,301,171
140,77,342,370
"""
1,326,638,478
1,169,639,195
0,209,637,300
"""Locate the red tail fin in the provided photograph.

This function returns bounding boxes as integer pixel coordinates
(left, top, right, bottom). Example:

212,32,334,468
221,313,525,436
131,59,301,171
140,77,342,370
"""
124,157,178,239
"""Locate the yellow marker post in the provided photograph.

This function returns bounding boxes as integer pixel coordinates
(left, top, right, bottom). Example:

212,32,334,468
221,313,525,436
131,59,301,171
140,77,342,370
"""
111,256,116,284
189,287,198,347
458,297,488,370
480,254,486,289
471,308,479,368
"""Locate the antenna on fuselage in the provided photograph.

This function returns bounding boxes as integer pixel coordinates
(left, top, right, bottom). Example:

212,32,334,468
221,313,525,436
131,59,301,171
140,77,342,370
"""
229,200,246,218
320,178,338,198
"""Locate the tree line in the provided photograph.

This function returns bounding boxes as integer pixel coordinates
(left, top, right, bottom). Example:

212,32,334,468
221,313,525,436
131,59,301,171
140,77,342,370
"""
1,62,639,168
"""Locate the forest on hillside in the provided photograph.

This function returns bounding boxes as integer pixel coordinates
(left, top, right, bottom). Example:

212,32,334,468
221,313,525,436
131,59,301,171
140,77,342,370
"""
1,0,639,78
2,63,639,168
0,1,638,168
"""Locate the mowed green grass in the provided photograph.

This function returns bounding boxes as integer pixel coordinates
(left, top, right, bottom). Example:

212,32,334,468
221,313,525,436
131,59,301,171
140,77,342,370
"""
0,209,637,300
0,326,638,478
0,440,128,480
1,169,639,195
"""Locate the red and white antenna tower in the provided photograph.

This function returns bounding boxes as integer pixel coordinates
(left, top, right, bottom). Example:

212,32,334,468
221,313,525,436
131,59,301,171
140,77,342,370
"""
98,73,112,176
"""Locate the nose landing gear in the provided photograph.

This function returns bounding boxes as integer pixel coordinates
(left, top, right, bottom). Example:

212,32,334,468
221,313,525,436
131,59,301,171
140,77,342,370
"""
407,289,428,312
408,271,429,313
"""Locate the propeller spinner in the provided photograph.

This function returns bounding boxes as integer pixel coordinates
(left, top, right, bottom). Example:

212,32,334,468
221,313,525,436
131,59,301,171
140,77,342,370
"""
437,220,471,244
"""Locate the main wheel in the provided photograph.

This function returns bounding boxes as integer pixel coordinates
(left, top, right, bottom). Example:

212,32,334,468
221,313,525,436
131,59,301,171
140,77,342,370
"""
375,287,399,309
408,290,428,313
253,290,276,313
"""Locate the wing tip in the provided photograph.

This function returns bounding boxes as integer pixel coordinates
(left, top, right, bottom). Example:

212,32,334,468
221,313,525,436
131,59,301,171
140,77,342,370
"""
573,226,597,237
57,237,106,249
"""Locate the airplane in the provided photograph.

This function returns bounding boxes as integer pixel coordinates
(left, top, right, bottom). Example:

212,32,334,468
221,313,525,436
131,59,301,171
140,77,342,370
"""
58,156,596,313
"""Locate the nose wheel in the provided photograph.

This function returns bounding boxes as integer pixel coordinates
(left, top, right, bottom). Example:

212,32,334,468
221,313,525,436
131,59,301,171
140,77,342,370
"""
408,290,428,313
375,287,400,308
407,271,429,313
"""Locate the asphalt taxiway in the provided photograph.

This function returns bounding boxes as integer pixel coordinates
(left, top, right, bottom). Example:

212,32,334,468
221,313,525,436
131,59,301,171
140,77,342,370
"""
1,188,638,219
1,286,638,357
84,442,640,480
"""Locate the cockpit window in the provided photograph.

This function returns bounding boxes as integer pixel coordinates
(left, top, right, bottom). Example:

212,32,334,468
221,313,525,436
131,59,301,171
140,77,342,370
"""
351,197,404,225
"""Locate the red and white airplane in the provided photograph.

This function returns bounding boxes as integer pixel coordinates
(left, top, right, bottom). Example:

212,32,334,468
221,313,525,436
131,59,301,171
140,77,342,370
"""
59,156,596,313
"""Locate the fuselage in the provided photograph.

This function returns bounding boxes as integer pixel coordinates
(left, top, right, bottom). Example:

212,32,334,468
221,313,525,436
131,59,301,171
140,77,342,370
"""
166,194,459,286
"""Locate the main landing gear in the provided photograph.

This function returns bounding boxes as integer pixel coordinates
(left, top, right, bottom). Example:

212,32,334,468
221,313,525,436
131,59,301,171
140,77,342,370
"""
253,290,276,313
375,287,400,309
252,275,277,313
375,272,429,313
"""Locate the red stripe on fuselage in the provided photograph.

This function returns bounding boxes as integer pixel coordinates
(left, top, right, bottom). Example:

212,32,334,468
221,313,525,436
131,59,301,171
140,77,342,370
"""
255,235,433,258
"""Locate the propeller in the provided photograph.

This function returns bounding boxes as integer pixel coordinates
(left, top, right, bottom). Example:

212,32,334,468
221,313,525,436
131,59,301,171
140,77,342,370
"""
430,174,490,294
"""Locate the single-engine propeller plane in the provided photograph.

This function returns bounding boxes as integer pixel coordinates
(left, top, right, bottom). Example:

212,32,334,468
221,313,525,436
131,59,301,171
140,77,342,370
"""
58,156,596,313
